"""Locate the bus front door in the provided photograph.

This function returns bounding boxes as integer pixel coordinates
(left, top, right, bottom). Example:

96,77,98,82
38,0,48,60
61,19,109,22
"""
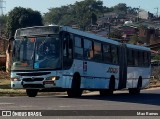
118,44,127,89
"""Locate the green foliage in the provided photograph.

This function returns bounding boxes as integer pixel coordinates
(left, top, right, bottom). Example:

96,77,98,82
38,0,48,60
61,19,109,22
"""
128,35,139,44
103,3,137,14
113,3,127,13
109,30,122,39
43,1,139,30
0,15,7,26
6,7,43,37
44,0,103,30
0,15,7,36
152,55,160,60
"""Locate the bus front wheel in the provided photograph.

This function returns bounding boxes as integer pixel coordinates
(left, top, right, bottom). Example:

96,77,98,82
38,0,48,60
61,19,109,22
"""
26,89,38,97
67,73,83,97
99,89,113,96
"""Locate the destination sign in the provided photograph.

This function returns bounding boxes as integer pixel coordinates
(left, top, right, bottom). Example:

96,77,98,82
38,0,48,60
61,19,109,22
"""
15,25,60,38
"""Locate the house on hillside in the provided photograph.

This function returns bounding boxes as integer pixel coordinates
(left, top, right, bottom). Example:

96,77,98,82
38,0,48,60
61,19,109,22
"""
139,9,154,20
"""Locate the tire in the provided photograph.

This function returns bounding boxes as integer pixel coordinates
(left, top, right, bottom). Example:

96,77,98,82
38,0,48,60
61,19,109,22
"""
26,89,38,97
109,75,115,91
99,76,115,96
129,88,140,94
99,89,113,96
137,76,142,88
67,73,83,97
129,77,142,95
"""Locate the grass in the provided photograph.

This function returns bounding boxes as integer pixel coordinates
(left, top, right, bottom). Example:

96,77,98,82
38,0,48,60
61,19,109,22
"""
0,78,66,96
0,73,27,96
0,89,26,96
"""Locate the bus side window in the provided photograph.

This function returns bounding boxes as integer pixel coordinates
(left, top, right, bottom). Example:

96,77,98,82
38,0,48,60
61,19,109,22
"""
93,41,102,61
111,45,118,64
143,52,147,66
138,51,143,66
134,50,138,66
103,44,112,63
63,34,73,58
74,36,83,59
127,49,134,66
84,39,93,60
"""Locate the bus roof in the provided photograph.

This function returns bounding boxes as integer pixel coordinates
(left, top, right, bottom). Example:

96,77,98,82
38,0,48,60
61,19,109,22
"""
61,26,150,51
61,26,120,45
126,43,150,51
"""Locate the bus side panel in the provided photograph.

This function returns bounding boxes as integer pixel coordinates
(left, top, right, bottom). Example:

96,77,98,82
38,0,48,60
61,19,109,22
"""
71,59,119,89
61,60,83,89
127,67,151,88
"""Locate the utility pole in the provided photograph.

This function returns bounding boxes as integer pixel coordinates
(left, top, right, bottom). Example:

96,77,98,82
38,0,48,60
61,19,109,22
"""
0,0,6,38
137,6,140,22
0,0,5,15
154,7,159,18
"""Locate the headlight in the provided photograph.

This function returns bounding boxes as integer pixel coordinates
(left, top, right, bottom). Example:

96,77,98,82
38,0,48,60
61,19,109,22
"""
46,76,60,81
11,77,21,81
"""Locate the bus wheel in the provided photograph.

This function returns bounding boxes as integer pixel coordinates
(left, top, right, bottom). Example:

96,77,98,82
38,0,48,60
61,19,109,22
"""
26,89,38,97
67,73,83,97
129,77,142,95
129,88,140,94
109,75,115,91
99,76,115,96
99,89,113,96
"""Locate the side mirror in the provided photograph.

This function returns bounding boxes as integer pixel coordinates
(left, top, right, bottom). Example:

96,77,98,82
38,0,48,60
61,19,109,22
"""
7,37,15,53
9,37,15,42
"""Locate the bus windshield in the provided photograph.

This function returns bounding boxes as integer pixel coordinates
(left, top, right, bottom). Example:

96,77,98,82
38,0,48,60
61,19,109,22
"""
12,35,61,70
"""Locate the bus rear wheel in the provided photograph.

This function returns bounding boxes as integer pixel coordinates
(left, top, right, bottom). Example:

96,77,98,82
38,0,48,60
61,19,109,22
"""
129,77,142,95
67,73,83,97
99,76,115,96
26,89,38,97
129,88,140,94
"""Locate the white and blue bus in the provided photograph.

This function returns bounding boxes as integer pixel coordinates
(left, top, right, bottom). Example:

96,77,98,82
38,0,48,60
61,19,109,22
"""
10,25,151,97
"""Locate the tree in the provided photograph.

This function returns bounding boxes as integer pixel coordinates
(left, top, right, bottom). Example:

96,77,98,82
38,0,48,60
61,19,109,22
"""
43,0,103,30
6,7,43,37
128,35,139,44
113,3,127,13
0,15,7,37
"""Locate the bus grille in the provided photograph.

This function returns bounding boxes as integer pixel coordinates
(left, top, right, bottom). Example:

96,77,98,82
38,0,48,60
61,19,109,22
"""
23,84,44,88
23,78,44,82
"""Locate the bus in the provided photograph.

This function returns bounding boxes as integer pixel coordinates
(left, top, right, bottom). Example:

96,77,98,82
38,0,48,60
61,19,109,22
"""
10,25,151,97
